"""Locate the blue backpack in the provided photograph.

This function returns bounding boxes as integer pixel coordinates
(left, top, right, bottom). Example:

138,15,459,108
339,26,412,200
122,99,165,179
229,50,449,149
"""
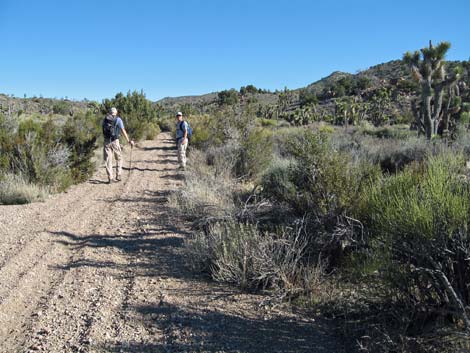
179,120,193,140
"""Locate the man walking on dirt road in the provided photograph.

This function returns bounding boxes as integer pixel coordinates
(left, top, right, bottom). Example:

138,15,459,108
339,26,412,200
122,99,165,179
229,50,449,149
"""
175,111,188,169
102,107,134,183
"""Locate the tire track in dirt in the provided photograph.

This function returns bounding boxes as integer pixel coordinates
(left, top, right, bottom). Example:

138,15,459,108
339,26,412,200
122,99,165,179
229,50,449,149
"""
85,144,174,351
0,195,87,269
15,139,168,352
0,141,150,351
0,196,102,304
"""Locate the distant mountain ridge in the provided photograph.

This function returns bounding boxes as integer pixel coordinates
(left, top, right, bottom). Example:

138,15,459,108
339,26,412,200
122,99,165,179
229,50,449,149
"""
156,59,412,107
1,59,467,118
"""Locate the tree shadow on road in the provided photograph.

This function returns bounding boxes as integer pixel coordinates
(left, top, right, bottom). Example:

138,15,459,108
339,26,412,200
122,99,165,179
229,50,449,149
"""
51,230,197,280
160,173,185,181
97,190,172,204
155,158,179,165
97,301,341,353
142,146,176,151
88,179,110,185
122,166,160,172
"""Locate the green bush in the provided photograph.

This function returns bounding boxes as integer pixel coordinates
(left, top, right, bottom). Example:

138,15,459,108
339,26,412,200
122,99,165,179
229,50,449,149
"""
257,118,278,127
358,153,470,331
6,118,71,190
261,130,381,267
186,114,216,149
102,90,161,140
260,157,296,206
284,130,379,217
144,122,161,140
0,111,99,200
62,112,99,184
157,117,173,132
52,100,70,115
360,124,414,139
217,89,239,106
234,127,273,179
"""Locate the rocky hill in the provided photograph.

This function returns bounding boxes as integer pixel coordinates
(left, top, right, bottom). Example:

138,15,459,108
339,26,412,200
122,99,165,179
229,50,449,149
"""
156,60,414,109
2,59,468,120
0,94,96,117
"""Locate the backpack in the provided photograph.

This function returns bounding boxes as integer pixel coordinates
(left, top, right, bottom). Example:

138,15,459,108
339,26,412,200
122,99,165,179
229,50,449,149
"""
103,114,118,140
179,120,193,141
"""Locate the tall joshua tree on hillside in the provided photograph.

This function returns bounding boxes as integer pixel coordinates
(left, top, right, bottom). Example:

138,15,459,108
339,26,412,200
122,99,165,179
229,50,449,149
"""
403,41,461,139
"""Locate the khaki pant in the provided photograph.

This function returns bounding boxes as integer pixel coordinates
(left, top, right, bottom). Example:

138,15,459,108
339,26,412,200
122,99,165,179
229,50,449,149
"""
104,139,122,179
177,139,187,167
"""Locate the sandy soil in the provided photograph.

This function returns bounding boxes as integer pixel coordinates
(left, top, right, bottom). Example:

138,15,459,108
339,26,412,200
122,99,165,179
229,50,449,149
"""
0,132,346,353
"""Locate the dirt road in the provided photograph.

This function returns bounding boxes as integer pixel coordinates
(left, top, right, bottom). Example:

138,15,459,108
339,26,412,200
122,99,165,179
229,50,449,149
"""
0,133,345,353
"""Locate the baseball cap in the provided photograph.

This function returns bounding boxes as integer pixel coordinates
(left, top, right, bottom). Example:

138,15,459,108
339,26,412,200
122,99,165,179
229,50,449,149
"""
176,112,182,116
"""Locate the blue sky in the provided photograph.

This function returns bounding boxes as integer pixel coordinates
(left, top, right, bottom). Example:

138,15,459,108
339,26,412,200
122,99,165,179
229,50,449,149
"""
0,0,469,102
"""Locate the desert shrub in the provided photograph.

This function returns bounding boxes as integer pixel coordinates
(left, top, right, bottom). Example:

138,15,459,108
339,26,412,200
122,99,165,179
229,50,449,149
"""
359,137,429,173
8,121,72,191
0,172,48,204
278,130,379,218
358,153,470,333
276,120,291,128
52,100,70,115
234,127,273,179
332,131,452,174
217,89,239,106
186,221,322,296
186,109,274,180
143,122,161,140
168,149,236,223
62,111,99,183
157,117,173,132
186,114,217,149
0,111,99,199
318,124,335,134
299,88,318,107
102,90,160,140
395,111,415,125
257,118,278,127
205,142,240,177
260,157,297,208
260,130,381,268
360,124,414,139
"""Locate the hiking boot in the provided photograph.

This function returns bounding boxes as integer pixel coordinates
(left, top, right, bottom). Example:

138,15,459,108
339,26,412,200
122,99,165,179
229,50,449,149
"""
115,176,122,182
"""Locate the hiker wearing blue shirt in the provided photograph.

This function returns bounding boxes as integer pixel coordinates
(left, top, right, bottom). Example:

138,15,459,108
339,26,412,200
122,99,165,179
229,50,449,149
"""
102,107,134,183
175,112,188,169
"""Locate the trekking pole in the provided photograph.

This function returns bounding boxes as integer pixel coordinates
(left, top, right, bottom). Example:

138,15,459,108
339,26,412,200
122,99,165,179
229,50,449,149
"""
129,143,133,177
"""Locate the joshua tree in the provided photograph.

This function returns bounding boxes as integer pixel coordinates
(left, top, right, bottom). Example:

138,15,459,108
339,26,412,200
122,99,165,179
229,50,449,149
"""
369,87,392,127
403,41,461,139
334,96,361,126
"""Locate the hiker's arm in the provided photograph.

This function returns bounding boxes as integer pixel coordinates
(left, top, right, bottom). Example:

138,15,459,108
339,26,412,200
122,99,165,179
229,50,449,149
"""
183,124,188,144
121,128,134,146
